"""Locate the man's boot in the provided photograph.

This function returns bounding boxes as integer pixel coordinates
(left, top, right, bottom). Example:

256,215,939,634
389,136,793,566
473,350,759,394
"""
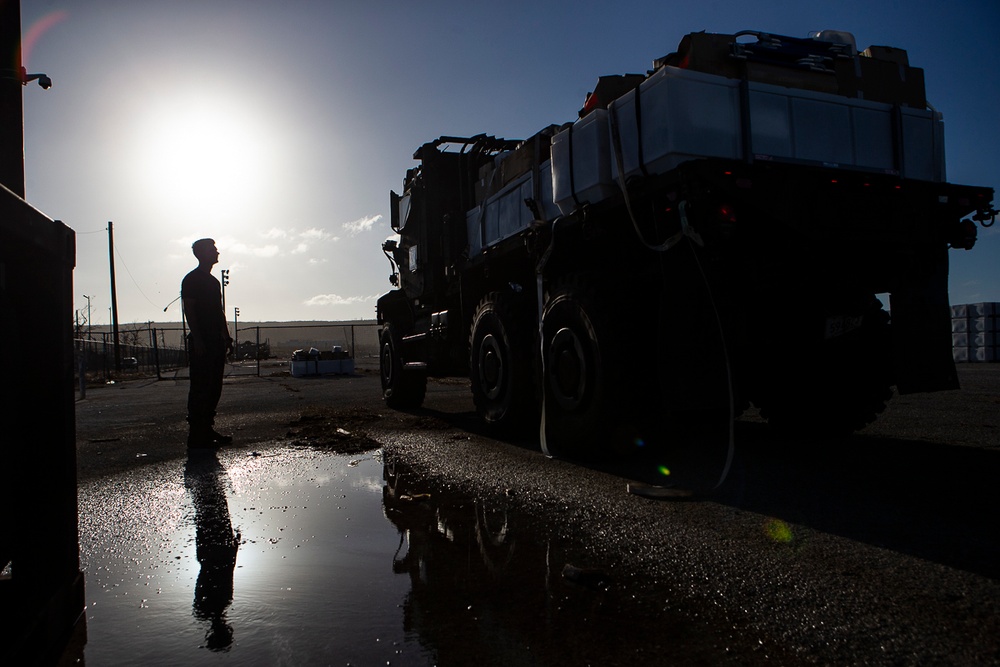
209,428,233,445
188,423,218,450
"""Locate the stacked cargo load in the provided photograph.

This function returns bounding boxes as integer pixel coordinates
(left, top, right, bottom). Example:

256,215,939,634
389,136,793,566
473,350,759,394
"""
469,30,951,255
467,126,560,256
549,29,947,219
952,303,999,363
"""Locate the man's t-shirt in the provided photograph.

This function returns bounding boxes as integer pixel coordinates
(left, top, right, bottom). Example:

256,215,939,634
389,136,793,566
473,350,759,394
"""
181,268,229,343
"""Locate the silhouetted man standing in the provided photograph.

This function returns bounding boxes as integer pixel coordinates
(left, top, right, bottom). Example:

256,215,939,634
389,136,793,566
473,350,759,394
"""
182,238,234,449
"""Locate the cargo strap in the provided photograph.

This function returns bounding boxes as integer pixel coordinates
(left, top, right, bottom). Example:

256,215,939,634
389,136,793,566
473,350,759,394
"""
538,266,551,457
669,201,704,249
609,102,703,253
536,215,570,458
678,236,735,494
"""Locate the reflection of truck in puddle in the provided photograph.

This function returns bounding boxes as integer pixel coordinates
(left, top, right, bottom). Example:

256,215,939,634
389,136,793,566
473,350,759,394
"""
380,459,735,663
376,29,996,457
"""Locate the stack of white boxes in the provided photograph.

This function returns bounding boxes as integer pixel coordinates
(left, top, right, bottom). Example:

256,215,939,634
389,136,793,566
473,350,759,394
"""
952,303,998,362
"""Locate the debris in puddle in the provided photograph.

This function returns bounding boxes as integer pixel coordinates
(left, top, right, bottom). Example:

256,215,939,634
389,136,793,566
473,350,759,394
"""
398,493,431,503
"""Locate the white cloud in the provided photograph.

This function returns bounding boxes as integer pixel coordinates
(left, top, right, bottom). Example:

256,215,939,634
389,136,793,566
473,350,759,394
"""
254,245,281,258
300,227,337,241
290,243,309,254
303,293,376,307
343,214,382,236
307,257,328,265
261,228,287,239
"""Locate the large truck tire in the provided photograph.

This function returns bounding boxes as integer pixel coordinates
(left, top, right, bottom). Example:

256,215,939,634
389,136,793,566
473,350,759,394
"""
755,299,893,435
469,293,536,431
380,323,426,409
541,282,636,459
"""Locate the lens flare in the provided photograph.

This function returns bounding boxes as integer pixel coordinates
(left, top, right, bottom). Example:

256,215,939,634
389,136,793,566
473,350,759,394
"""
764,518,793,543
22,11,70,68
657,465,671,477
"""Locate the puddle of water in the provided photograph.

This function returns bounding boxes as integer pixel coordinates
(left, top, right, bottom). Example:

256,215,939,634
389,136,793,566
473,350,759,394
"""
73,446,748,665
78,449,428,665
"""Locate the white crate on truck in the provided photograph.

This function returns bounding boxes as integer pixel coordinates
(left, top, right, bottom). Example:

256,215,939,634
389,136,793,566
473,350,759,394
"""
551,109,617,215
607,65,945,183
467,162,556,256
747,82,944,180
610,66,742,181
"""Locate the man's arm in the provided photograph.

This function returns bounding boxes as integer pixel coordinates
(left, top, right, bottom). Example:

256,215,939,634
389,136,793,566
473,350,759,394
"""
182,296,205,344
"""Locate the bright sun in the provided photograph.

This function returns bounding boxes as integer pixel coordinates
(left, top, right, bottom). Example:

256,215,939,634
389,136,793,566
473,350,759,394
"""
134,93,272,223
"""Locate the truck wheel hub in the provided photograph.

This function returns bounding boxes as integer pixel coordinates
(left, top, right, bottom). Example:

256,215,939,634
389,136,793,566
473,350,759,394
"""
549,327,586,410
381,343,394,384
478,334,505,400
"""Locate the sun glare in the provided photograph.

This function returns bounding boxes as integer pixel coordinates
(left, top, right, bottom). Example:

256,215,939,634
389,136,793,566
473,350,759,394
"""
134,93,272,223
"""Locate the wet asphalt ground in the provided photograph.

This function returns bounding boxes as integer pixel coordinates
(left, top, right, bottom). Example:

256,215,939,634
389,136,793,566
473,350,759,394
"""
69,362,1000,665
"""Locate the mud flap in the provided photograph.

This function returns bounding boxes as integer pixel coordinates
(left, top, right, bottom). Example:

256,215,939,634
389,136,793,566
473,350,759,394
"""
890,248,959,394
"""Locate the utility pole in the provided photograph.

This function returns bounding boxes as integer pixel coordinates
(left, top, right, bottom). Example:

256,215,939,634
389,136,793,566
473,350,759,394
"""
0,0,24,198
83,294,92,340
108,221,121,372
81,294,92,397
234,307,240,359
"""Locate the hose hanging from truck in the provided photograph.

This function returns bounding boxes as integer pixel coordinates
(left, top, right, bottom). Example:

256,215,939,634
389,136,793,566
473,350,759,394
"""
608,102,735,496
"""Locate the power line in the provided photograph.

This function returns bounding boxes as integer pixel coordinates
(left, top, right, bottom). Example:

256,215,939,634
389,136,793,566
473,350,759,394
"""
114,243,161,310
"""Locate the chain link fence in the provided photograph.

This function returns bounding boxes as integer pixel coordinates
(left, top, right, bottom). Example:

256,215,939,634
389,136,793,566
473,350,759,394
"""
74,322,382,389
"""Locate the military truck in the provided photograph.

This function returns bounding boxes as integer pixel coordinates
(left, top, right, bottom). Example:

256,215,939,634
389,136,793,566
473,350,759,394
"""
376,29,996,457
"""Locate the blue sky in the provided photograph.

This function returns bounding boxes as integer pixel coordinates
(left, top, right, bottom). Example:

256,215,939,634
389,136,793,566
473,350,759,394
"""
19,0,1000,324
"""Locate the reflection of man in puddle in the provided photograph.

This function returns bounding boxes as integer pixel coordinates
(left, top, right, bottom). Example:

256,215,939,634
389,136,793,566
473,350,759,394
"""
184,453,240,651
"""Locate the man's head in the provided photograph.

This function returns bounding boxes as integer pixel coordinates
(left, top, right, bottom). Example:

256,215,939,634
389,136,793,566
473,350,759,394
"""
192,238,220,266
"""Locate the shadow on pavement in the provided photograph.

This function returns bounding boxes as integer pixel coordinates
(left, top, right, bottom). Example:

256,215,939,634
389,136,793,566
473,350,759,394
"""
411,401,1000,581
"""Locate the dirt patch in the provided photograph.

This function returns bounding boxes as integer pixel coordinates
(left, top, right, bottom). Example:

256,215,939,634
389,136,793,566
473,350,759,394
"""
284,405,386,454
